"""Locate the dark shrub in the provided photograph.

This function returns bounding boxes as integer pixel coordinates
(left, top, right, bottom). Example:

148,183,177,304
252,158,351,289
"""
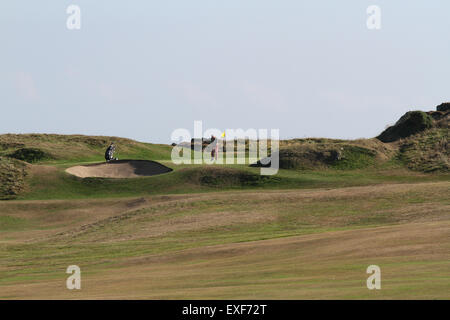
377,111,433,143
9,148,51,163
436,102,450,112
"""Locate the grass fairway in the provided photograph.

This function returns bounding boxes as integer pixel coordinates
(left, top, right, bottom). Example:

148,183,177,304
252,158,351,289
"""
1,181,449,299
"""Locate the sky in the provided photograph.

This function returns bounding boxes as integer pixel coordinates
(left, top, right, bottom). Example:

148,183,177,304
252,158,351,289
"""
1,0,449,144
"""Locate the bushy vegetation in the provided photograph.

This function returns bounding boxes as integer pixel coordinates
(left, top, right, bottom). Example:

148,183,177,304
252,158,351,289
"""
398,128,449,172
376,105,449,172
377,111,434,142
0,157,28,199
182,167,279,187
436,102,450,112
255,140,381,170
9,148,52,163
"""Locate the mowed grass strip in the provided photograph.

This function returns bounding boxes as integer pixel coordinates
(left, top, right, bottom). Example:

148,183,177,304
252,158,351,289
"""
1,220,449,299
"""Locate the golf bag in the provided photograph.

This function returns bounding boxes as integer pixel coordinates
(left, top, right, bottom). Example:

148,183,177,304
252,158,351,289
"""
105,145,117,162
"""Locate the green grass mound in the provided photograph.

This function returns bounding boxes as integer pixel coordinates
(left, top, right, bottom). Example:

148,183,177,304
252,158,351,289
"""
0,157,28,199
180,166,279,187
279,144,377,170
253,139,382,171
330,145,378,169
8,148,53,163
377,111,434,143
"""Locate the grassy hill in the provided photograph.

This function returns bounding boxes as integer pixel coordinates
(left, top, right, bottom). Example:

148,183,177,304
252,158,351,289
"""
273,138,393,170
0,105,449,299
0,122,449,201
0,134,172,165
0,134,173,199
270,104,449,172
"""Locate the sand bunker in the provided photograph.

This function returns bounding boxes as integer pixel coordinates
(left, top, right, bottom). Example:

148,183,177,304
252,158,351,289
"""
66,160,172,178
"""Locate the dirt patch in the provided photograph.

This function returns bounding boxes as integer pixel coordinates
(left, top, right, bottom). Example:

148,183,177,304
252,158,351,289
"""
66,160,172,178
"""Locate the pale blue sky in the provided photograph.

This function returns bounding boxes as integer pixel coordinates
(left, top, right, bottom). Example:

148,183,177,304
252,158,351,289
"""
1,1,449,143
